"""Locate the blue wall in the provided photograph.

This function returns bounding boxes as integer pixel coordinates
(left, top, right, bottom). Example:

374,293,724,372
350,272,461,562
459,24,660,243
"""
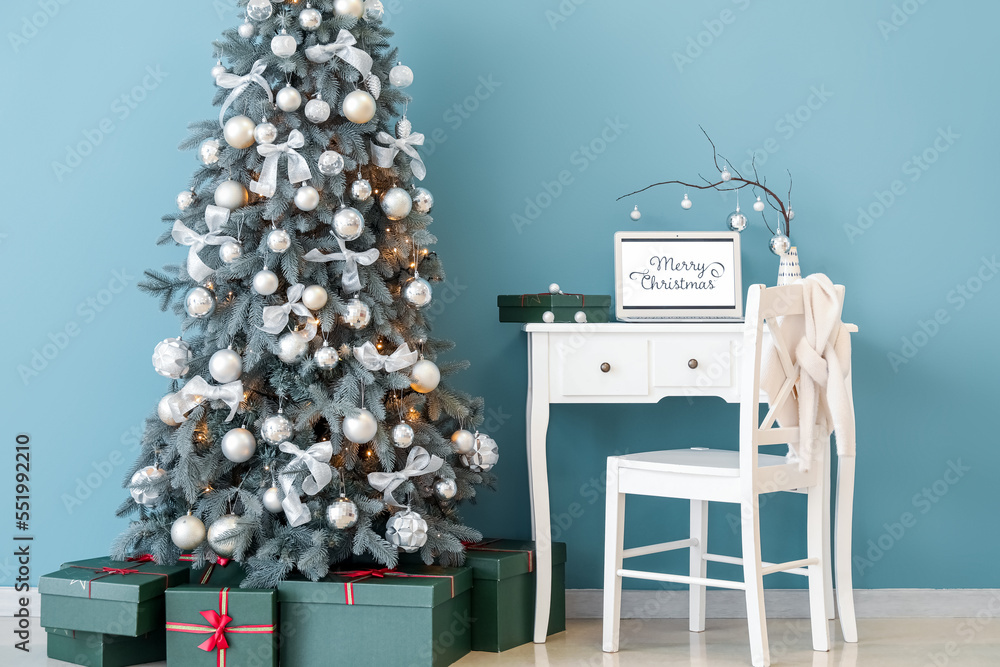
3,1,998,590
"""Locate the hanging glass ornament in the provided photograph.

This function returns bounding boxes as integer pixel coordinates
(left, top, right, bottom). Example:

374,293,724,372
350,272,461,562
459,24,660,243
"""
152,337,192,379
261,410,294,445
278,331,308,363
185,286,217,319
221,427,257,463
262,487,283,513
301,285,328,310
327,495,359,529
177,189,195,211
254,120,278,145
158,393,179,426
721,166,732,182
299,5,323,30
214,180,248,210
294,184,321,211
386,509,428,553
305,96,331,124
396,116,412,139
343,409,378,443
753,196,765,212
342,90,376,124
769,232,792,256
392,423,415,449
380,187,412,221
727,206,748,232
351,178,373,202
224,115,257,149
461,432,500,473
681,194,693,210
209,348,242,383
787,208,795,221
334,0,364,18
276,85,303,112
171,513,206,550
629,205,641,221
450,429,475,455
253,269,279,295
403,274,432,308
246,0,273,21
198,139,221,166
238,19,256,39
433,478,458,501
218,240,242,265
267,228,292,253
318,151,345,176
314,341,340,370
364,0,385,20
389,62,414,88
207,514,242,557
343,298,371,329
130,466,167,506
211,60,226,80
411,187,433,214
410,358,440,393
332,206,365,241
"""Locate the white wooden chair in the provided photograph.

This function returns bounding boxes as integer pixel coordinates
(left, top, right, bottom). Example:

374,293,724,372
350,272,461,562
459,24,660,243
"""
601,283,857,667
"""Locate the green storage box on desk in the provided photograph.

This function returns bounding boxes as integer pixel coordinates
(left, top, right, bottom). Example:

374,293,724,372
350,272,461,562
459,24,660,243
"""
45,627,167,667
498,293,611,323
278,565,473,667
464,539,567,651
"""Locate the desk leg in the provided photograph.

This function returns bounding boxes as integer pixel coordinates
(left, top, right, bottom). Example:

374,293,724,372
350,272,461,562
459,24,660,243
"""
527,333,553,644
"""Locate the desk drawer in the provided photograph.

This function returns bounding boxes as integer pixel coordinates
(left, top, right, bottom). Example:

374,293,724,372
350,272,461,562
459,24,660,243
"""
552,334,649,396
652,335,733,388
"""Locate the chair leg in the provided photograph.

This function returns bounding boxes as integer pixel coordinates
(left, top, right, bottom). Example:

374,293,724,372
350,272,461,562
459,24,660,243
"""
822,437,836,621
807,485,831,652
689,499,708,633
835,457,858,643
602,459,626,653
740,493,770,667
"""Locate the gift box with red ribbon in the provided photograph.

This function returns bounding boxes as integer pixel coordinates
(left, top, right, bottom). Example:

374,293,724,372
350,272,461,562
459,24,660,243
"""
179,553,248,587
165,585,277,667
45,627,167,667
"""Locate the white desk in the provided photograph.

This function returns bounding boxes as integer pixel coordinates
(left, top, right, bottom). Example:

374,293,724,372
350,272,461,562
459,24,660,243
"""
524,322,857,643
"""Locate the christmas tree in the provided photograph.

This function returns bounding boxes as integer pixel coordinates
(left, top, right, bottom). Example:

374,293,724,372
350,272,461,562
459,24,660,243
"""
111,0,499,588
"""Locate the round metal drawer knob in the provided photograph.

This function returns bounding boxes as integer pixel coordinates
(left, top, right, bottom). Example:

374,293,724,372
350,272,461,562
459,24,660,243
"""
688,359,699,369
600,363,611,373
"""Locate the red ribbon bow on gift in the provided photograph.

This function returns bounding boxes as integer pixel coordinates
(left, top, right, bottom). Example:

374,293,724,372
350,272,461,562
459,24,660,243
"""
197,609,233,651
179,554,232,585
333,568,456,605
166,588,274,667
66,562,169,598
126,554,156,564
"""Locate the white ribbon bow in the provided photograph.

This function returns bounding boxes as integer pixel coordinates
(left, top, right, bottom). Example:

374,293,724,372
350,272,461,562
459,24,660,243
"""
171,206,235,283
367,446,443,507
168,376,243,423
215,59,274,128
305,29,374,80
371,131,426,181
250,130,312,199
303,239,380,294
353,342,418,373
278,441,334,527
261,284,313,334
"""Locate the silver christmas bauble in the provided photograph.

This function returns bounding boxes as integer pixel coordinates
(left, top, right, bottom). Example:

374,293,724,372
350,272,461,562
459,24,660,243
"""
209,348,243,383
214,180,248,210
185,286,217,319
386,509,428,553
262,487,283,513
753,196,765,212
213,61,228,79
278,331,308,363
238,20,256,38
380,187,412,221
403,276,432,308
224,115,257,149
305,97,331,124
574,311,587,324
317,151,345,176
254,121,278,145
342,90,376,124
327,496,359,529
549,283,561,294
219,240,243,264
787,208,796,221
207,514,242,557
630,205,641,221
314,343,340,370
334,0,364,18
351,178,373,202
276,85,303,112
152,337,192,379
158,393,179,426
171,514,207,550
770,233,792,256
450,429,475,455
177,190,195,211
253,269,279,295
271,30,297,58
294,185,321,211
392,423,415,448
198,139,221,165
389,63,414,88
727,209,748,232
681,194,693,210
433,478,458,501
301,285,328,310
267,228,292,253
221,427,257,463
343,298,371,329
410,359,440,394
332,206,365,241
261,412,294,445
130,467,166,506
365,0,384,19
721,167,732,182
462,433,500,473
542,311,555,323
342,408,377,443
246,0,273,21
412,187,433,214
299,6,322,30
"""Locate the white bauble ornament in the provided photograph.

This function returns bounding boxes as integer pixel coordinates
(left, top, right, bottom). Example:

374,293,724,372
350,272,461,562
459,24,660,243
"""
753,196,765,212
386,509,427,553
212,61,226,79
171,514,207,550
630,205,641,221
278,332,308,363
451,429,475,455
403,276,432,308
305,97,331,124
271,30,297,58
365,0,385,19
198,139,221,166
462,433,500,472
177,190,195,211
549,283,561,294
770,233,792,256
262,487,283,513
152,337,192,379
574,311,587,324
238,19,256,38
410,359,440,393
334,0,364,18
343,298,371,329
261,411,294,445
542,311,555,323
301,285,328,310
392,423,415,449
221,428,257,463
185,286,217,319
214,180,248,210
389,63,414,88
219,240,243,264
130,467,166,506
727,207,748,232
327,496,359,529
224,115,257,149
342,90,376,124
380,187,412,221
681,194,693,210
721,166,732,182
294,185,321,211
342,409,377,443
158,393,180,426
246,0,273,21
351,178,373,202
254,121,278,145
209,348,242,383
433,478,458,501
299,6,322,30
276,85,303,112
787,208,795,221
318,151,345,176
412,187,433,214
253,269,279,296
314,342,340,370
267,228,292,253
207,514,242,557
332,206,365,241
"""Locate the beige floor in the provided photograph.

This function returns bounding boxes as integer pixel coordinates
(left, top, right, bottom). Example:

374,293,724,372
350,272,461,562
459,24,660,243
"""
4,617,998,666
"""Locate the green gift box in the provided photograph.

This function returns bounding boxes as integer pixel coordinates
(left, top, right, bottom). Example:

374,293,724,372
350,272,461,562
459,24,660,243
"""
463,539,567,652
497,293,611,323
278,565,473,667
165,585,278,667
179,554,248,587
45,627,166,667
40,557,189,637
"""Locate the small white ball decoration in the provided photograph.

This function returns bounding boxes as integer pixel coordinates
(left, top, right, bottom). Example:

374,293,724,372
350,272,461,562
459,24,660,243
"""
412,187,433,214
403,276,432,308
630,205,641,221
389,63,414,88
238,19,256,38
462,433,500,473
219,240,243,264
386,509,428,553
681,194,693,210
158,393,179,426
253,269,279,295
365,0,385,19
207,514,242,557
262,487,283,513
130,467,167,506
343,298,371,329
327,496,359,529
334,0,364,18
380,187,412,221
392,423,415,449
276,85,303,112
574,311,587,324
342,90,376,124
299,6,322,30
721,166,732,182
246,0,273,21
410,359,440,394
209,348,243,383
314,342,340,370
185,287,217,319
787,208,796,221
318,151,345,176
271,29,297,58
177,190,195,211
214,180,248,210
753,196,765,212
332,206,365,241
294,185,321,211
152,337,193,379
343,408,378,443
548,283,561,294
198,139,221,166
224,115,257,149
221,428,257,463
278,332,308,363
305,97,331,124
301,285,329,311
171,514,206,550
261,411,294,445
451,429,475,455
769,233,792,256
254,121,278,145
267,228,292,253
433,478,458,501
211,61,226,80
351,178,373,202
727,208,748,232
542,311,555,323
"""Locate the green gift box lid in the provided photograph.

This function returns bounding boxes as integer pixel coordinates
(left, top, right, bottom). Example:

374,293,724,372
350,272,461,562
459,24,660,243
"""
46,626,167,667
41,557,190,602
497,294,611,308
165,585,277,667
464,539,567,580
278,565,473,608
179,554,247,587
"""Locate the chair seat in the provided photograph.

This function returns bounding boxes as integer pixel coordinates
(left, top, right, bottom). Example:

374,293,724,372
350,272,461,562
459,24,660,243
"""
615,448,791,477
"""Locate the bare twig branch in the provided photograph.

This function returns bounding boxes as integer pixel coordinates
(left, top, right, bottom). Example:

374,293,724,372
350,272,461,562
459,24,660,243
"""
699,125,722,173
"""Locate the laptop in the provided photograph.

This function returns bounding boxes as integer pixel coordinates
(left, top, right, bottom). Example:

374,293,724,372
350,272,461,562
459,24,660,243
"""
614,231,744,322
